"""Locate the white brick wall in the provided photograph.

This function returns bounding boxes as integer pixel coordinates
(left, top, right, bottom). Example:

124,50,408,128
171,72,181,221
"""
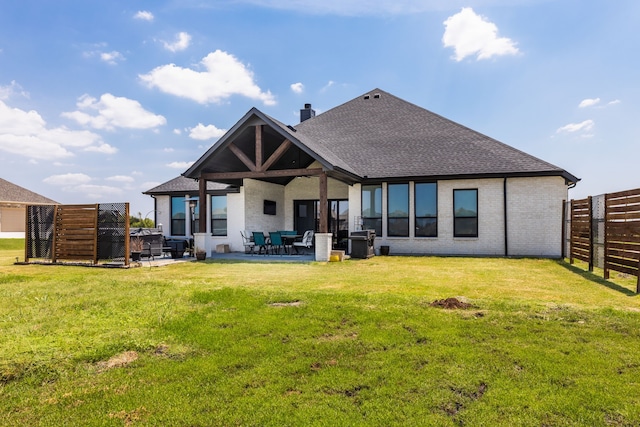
506,176,567,257
150,175,567,257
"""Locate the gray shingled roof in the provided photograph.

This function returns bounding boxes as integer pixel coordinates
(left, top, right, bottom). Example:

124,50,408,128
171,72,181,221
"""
293,89,577,182
0,178,57,204
144,176,234,195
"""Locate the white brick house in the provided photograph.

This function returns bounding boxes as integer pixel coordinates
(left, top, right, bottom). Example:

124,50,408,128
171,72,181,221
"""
145,89,578,258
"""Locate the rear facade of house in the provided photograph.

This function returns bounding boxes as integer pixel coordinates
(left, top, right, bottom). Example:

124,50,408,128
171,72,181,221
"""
145,89,578,258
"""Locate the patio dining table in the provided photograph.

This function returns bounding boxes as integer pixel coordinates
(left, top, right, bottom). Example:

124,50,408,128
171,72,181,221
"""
280,234,302,254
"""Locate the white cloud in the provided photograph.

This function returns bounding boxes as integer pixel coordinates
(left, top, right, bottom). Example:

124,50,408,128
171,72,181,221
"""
73,184,124,199
44,174,125,200
162,32,191,52
134,10,154,21
608,99,621,106
578,98,600,108
290,82,304,94
106,175,135,183
99,51,125,65
443,7,519,61
163,147,175,152
139,50,276,105
0,80,29,100
321,81,335,92
84,142,117,154
43,173,92,186
556,119,594,134
173,129,182,135
166,161,194,169
188,123,227,140
83,48,125,65
62,93,166,130
0,100,106,160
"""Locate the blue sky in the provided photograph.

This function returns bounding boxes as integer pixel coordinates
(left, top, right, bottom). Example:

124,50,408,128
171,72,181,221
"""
1,0,638,217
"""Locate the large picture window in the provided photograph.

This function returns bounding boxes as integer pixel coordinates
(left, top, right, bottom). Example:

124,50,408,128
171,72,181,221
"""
211,195,227,236
362,184,382,236
453,189,478,237
387,183,409,237
415,182,437,237
171,196,186,236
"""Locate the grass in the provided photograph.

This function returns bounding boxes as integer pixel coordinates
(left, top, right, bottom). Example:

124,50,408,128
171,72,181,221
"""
1,238,639,426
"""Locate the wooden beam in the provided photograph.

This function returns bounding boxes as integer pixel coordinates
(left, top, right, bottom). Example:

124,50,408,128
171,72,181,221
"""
199,178,207,233
255,125,263,171
228,143,256,171
319,171,328,233
201,168,323,181
261,139,292,171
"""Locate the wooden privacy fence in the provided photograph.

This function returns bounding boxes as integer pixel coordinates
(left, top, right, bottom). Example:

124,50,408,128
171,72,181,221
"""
52,204,99,263
26,202,130,265
567,188,640,293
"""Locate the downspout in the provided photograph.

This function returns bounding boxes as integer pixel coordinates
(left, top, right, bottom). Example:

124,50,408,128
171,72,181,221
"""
503,177,508,257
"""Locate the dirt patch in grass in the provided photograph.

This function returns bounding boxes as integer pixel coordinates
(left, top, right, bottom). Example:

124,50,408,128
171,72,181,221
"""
97,351,138,371
269,300,303,307
430,297,474,309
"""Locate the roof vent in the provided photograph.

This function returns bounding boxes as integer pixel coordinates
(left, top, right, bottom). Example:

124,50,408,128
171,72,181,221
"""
374,93,381,99
363,94,370,100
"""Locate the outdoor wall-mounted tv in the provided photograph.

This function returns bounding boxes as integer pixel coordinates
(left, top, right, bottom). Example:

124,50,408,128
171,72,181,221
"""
263,200,276,215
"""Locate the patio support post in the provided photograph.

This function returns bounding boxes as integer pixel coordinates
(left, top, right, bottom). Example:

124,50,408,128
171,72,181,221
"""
319,171,328,233
198,177,207,233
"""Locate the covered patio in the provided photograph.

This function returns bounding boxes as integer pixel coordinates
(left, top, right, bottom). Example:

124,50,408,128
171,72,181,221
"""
184,106,358,261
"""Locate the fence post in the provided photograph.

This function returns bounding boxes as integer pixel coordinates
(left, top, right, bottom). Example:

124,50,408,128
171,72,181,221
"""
569,199,574,265
561,199,566,259
588,196,594,272
603,193,610,280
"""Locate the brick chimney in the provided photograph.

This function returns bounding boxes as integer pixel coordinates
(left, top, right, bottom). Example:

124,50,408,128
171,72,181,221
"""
300,103,315,122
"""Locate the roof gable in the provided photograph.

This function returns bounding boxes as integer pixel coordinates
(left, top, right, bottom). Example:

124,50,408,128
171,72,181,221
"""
184,108,349,185
0,178,57,204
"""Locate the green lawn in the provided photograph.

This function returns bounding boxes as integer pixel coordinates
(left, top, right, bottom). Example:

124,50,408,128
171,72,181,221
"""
1,239,639,426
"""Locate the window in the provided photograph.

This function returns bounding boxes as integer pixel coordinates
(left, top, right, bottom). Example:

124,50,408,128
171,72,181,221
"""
171,196,186,236
387,183,409,237
211,195,227,236
415,183,437,237
362,184,382,236
454,189,478,237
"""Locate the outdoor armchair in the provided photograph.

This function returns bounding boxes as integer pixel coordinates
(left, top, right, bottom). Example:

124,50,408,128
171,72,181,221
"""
269,232,285,255
293,230,314,254
252,232,271,255
240,231,255,254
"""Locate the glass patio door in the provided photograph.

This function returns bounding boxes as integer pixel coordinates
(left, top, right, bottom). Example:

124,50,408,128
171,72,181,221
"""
294,199,348,249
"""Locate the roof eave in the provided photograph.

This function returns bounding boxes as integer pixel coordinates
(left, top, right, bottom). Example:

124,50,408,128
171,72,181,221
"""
360,170,580,185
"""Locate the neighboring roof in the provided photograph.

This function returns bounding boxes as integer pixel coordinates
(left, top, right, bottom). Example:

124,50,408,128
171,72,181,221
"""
0,178,57,205
143,176,236,195
184,88,579,185
293,89,578,183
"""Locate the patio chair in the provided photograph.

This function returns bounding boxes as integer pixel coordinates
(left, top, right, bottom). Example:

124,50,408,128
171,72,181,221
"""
269,232,285,255
240,231,255,254
252,232,271,255
293,230,314,254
